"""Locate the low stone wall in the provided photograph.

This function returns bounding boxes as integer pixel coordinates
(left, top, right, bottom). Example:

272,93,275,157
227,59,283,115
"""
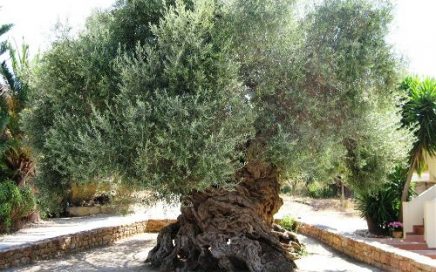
0,219,176,270
3,218,436,271
297,222,436,272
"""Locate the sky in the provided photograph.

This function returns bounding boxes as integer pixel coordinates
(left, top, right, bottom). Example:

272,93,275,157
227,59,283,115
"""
0,0,435,78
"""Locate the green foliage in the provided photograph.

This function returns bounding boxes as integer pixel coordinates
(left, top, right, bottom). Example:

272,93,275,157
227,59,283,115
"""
344,110,411,192
22,0,174,210
0,41,34,186
303,0,410,190
0,24,37,227
279,215,299,233
0,23,13,57
355,165,413,234
306,181,337,199
24,0,253,201
279,216,306,256
400,76,436,173
24,0,410,207
0,180,35,232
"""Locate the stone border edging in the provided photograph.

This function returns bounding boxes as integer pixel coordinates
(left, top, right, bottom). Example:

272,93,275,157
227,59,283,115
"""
3,218,436,271
0,219,176,269
297,221,436,272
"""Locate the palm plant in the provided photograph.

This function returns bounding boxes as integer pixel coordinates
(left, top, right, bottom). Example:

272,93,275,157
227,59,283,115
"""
400,77,436,216
0,23,12,56
0,23,13,142
355,165,412,234
0,24,37,233
0,31,34,186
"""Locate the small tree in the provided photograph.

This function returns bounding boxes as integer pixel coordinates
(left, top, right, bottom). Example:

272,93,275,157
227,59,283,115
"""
25,0,409,270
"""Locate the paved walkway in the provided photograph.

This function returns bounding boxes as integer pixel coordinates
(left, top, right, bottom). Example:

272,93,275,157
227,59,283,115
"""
0,197,367,252
5,233,380,272
278,197,368,235
0,202,179,251
296,235,380,272
0,198,383,271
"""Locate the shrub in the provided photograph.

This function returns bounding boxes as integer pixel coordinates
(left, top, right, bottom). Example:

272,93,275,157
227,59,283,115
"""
279,215,299,232
280,184,293,195
355,165,414,234
306,181,338,199
0,180,35,232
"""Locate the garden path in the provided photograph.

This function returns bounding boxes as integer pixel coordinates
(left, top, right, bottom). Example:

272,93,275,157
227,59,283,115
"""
278,197,368,235
5,232,380,272
1,198,382,271
0,202,179,250
0,197,367,251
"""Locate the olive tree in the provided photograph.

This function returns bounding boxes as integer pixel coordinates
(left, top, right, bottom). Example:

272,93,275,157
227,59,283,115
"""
24,0,409,270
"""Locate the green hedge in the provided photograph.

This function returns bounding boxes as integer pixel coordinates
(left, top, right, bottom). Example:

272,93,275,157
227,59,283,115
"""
0,180,35,232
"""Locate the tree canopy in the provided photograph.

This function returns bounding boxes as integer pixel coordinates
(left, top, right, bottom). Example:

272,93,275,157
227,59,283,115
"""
24,0,410,205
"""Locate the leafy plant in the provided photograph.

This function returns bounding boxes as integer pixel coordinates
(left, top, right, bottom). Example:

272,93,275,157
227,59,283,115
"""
399,77,436,206
0,180,35,232
355,165,414,234
279,215,300,233
0,41,34,186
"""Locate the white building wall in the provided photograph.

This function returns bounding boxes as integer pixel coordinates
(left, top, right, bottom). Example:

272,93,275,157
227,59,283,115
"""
403,186,436,235
424,199,436,247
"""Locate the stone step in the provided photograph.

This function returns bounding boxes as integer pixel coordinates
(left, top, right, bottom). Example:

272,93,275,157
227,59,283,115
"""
393,242,429,250
413,225,425,235
376,237,429,250
405,233,425,242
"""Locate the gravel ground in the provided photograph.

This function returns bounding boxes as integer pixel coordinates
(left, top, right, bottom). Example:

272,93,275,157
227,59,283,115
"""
6,233,380,272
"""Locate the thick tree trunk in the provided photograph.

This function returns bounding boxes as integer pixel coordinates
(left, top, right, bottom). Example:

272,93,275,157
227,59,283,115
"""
146,162,300,272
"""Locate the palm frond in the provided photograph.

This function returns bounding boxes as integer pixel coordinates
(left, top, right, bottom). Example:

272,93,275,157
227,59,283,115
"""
0,24,12,37
0,61,16,94
401,77,436,168
0,24,13,57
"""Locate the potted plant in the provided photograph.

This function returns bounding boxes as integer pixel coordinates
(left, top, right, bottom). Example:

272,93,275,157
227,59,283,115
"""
387,221,403,238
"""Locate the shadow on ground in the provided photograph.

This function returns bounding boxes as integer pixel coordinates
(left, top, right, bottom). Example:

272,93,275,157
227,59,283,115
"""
6,234,159,272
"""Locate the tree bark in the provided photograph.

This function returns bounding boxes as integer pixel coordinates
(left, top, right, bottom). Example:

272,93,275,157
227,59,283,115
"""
399,155,417,222
146,162,300,272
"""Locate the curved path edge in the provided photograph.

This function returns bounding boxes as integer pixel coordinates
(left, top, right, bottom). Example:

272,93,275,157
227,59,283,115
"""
296,221,436,272
0,219,176,270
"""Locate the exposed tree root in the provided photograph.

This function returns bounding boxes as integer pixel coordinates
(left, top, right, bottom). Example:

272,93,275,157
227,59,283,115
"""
146,164,301,272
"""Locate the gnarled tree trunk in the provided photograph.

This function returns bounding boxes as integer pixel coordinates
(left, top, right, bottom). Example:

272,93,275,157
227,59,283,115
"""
146,162,300,272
